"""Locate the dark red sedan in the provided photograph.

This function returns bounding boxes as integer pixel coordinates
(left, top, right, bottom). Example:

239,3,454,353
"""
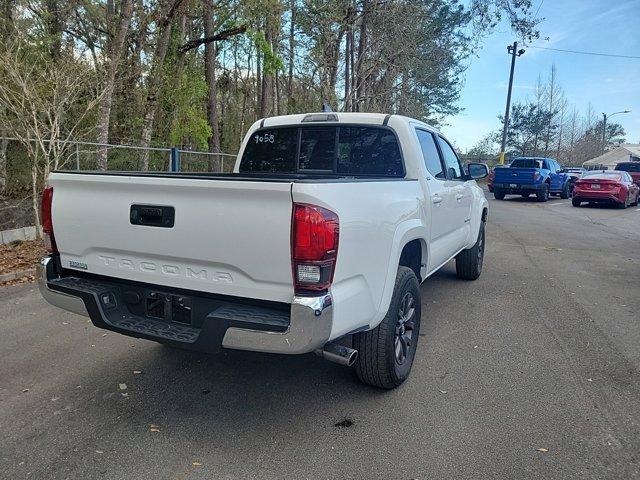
572,170,640,209
615,162,640,188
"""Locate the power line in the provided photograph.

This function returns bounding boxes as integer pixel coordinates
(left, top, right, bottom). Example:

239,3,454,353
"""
528,45,640,59
533,0,544,19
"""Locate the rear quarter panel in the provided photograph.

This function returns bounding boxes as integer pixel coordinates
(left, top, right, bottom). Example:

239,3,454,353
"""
550,172,570,192
292,180,424,340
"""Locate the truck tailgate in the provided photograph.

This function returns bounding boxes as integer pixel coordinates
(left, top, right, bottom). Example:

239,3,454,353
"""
494,167,537,185
48,173,295,303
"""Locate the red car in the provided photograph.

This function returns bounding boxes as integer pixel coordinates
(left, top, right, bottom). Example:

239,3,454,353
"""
615,162,640,188
487,166,506,193
572,170,640,209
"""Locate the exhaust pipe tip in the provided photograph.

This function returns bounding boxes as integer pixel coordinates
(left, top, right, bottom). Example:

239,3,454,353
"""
315,343,358,367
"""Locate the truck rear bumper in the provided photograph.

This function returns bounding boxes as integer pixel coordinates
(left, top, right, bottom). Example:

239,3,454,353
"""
38,256,332,355
493,182,545,193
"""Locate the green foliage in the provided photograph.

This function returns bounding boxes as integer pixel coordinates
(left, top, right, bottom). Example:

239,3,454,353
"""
0,0,544,198
164,65,211,150
247,28,284,74
497,102,557,156
585,120,626,149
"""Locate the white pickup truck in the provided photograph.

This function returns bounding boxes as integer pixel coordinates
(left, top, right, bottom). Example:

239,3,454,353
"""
38,112,488,389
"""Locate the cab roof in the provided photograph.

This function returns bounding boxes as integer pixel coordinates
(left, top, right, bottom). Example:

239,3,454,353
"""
260,112,440,133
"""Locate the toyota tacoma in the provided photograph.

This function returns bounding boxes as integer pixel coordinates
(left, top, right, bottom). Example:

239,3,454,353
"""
38,113,489,389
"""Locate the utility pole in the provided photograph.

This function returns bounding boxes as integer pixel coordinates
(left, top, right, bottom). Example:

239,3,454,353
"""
499,42,525,165
601,110,630,154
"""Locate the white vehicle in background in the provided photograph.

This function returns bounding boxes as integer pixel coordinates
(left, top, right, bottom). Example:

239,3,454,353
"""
39,112,489,389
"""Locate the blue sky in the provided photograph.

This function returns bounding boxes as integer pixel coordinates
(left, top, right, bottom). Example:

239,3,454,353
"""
441,0,640,152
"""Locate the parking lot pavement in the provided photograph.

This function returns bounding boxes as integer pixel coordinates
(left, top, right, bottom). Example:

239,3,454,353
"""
1,196,639,480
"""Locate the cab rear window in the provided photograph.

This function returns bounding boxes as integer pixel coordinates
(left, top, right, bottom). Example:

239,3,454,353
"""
511,158,543,169
239,126,404,177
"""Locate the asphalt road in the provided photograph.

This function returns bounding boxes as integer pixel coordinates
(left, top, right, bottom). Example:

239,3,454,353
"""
1,194,640,480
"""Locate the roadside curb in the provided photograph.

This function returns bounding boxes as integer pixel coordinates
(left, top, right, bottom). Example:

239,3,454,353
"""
0,269,36,283
0,226,38,245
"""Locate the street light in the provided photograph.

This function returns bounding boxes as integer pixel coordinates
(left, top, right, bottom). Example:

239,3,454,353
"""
601,110,630,154
499,42,525,165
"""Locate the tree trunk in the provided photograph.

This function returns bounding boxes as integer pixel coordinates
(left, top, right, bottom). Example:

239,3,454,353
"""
544,65,557,153
139,0,184,170
0,0,14,195
343,8,352,112
95,0,134,171
354,0,370,111
0,137,7,195
287,0,295,113
556,101,566,158
256,45,262,115
44,0,64,60
204,0,221,172
31,159,40,232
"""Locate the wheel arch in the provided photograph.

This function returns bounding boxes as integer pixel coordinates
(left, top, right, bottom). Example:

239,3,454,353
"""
371,219,426,330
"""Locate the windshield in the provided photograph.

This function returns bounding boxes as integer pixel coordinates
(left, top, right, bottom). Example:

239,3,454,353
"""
239,126,404,177
511,158,543,169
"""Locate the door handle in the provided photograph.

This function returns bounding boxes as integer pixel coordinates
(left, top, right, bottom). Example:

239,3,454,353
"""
130,204,175,228
455,194,464,201
432,195,443,204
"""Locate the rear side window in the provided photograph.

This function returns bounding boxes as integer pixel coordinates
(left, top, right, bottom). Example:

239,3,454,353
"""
239,125,403,176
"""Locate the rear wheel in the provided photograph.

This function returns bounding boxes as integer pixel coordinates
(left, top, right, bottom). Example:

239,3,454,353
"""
618,195,629,209
560,182,571,199
572,197,581,207
353,267,421,389
456,221,485,280
536,184,549,202
494,189,505,200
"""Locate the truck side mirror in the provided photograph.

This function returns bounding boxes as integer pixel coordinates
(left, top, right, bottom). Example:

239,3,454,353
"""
467,163,489,180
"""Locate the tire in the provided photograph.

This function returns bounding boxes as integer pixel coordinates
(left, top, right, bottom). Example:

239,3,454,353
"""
353,267,421,389
572,197,581,207
521,193,530,198
560,182,571,199
632,194,639,207
618,195,629,209
494,189,505,200
536,183,549,202
456,220,485,280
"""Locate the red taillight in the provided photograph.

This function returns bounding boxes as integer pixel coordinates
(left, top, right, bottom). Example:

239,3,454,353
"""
291,203,339,295
41,186,58,253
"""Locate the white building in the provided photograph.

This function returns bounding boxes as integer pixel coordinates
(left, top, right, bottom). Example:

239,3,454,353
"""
582,144,640,170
